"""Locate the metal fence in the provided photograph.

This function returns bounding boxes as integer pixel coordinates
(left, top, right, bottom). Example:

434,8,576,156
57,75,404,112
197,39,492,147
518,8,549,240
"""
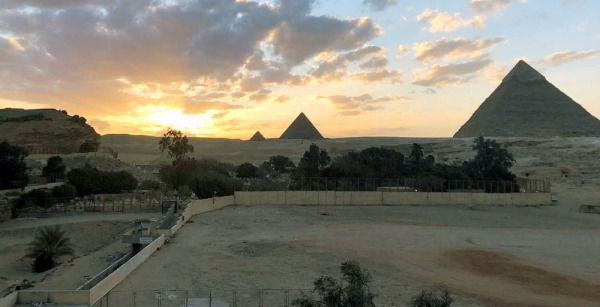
13,194,167,217
91,287,412,307
249,177,551,193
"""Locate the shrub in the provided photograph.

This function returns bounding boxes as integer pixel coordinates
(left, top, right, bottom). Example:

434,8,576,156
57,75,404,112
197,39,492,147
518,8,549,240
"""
51,183,78,199
0,140,29,189
140,180,161,191
190,172,242,198
67,165,138,196
237,162,260,178
25,225,74,272
409,287,453,307
43,156,66,182
293,261,376,307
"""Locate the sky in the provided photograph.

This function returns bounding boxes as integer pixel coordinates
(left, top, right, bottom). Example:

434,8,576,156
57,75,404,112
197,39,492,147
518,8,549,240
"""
0,0,598,139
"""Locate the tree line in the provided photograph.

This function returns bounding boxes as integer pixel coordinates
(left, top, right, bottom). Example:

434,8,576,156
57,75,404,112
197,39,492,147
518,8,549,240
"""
158,128,518,196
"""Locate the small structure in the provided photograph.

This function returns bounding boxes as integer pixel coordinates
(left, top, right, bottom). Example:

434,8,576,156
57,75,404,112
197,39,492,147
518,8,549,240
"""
249,131,266,141
122,219,160,252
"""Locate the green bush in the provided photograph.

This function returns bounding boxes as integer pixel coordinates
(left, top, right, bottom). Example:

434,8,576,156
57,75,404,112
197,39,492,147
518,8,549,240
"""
293,261,376,307
190,172,242,198
0,140,29,189
43,156,66,182
67,165,138,196
25,225,74,272
409,287,453,307
139,180,161,191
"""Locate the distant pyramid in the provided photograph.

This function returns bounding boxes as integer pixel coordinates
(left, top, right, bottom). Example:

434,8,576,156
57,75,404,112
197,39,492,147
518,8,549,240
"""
454,60,600,138
280,112,324,139
249,131,266,141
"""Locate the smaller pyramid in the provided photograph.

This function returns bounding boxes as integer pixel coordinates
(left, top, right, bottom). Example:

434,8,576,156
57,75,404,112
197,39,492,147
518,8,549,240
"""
249,131,266,141
280,112,324,139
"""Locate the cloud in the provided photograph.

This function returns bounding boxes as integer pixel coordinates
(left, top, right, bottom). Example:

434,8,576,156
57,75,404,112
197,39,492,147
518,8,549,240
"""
352,69,403,83
414,37,506,63
359,55,388,69
211,111,229,119
423,88,437,94
310,45,388,83
396,45,409,58
318,94,413,116
412,58,493,87
543,50,597,66
467,0,511,13
363,0,398,12
416,9,486,33
271,95,292,103
183,101,247,114
0,0,389,123
271,16,382,66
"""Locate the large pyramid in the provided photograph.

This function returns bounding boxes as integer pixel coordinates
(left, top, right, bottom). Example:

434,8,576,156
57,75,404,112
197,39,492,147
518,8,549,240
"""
249,131,266,141
280,112,324,139
454,60,600,138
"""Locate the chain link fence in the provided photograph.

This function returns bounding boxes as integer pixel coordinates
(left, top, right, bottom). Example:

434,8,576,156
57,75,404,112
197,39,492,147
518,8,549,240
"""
13,194,167,217
247,177,550,193
91,287,411,307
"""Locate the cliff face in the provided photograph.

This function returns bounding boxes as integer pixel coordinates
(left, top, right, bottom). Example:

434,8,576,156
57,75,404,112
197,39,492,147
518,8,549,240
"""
0,108,100,154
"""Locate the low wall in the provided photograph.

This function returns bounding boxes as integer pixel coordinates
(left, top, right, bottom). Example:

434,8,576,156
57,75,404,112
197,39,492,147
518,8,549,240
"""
0,292,18,307
1,196,237,307
89,235,166,305
77,251,134,290
17,290,89,305
234,191,552,206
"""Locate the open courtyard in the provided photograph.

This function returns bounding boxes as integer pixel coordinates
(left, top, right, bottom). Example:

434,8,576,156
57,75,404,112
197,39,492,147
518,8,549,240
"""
110,204,600,307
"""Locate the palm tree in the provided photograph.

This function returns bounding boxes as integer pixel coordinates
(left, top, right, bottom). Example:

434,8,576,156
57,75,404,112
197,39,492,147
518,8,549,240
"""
25,225,75,272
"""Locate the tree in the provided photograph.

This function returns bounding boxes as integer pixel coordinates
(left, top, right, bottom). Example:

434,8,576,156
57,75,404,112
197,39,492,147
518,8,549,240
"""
43,156,66,182
467,136,516,182
67,165,138,196
409,287,453,307
293,261,376,307
159,128,194,160
296,144,331,178
0,140,29,189
237,162,260,178
190,172,242,198
409,143,424,177
25,225,74,272
269,155,296,173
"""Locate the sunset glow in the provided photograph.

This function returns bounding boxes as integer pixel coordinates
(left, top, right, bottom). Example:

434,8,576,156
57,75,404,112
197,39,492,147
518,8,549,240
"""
1,0,598,139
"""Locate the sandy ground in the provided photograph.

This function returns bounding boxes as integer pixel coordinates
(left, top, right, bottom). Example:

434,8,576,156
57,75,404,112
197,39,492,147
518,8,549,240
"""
111,205,600,307
0,212,161,295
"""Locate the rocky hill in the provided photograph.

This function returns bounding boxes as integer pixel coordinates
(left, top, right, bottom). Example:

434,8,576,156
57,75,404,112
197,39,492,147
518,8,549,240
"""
0,108,100,153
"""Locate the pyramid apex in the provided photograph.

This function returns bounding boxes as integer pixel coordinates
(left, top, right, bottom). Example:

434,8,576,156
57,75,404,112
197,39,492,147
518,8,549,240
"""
249,131,266,141
503,60,545,83
280,112,324,139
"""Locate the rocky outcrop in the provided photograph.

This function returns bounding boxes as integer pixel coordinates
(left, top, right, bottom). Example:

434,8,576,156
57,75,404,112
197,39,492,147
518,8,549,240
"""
0,108,100,154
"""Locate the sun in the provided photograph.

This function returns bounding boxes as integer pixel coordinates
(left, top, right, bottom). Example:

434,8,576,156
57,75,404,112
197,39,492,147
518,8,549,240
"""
144,106,217,135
